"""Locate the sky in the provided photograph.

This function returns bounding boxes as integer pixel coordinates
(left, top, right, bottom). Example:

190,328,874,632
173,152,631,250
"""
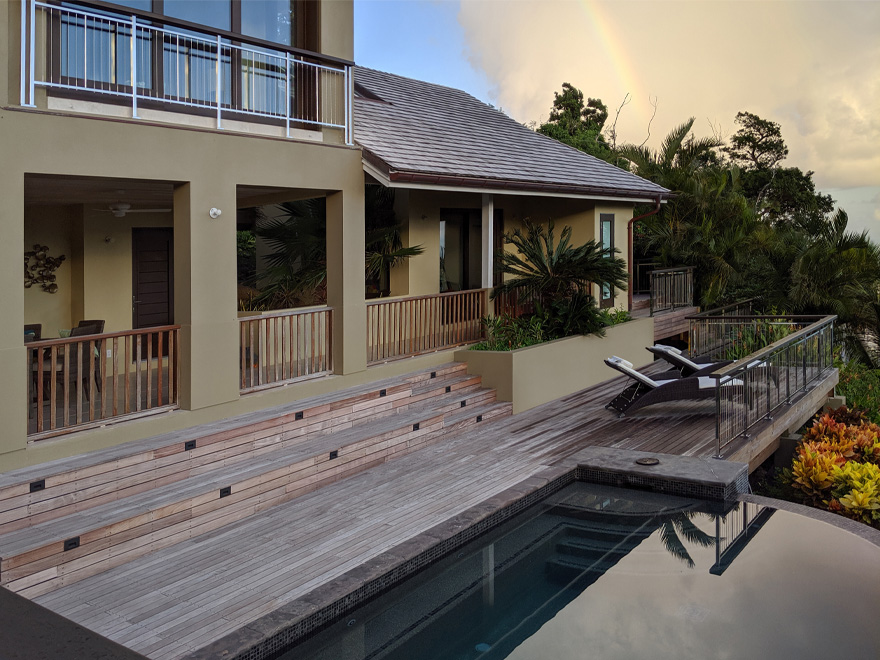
354,0,880,240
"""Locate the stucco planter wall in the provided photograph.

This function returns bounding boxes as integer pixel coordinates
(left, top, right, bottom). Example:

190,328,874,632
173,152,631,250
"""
454,317,654,413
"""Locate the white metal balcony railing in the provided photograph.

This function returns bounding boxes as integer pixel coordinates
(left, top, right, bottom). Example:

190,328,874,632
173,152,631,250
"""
20,0,353,142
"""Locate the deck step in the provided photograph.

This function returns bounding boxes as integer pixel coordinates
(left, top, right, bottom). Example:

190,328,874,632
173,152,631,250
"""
0,363,512,598
0,365,473,535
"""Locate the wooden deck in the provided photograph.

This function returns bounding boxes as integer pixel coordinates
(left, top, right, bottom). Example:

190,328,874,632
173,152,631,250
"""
631,302,700,341
25,363,836,660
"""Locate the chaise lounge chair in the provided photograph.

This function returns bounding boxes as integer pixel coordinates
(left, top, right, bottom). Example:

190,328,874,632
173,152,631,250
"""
603,356,736,417
647,344,733,377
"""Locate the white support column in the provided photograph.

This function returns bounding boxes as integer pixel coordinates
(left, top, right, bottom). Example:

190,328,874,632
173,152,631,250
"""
481,193,494,289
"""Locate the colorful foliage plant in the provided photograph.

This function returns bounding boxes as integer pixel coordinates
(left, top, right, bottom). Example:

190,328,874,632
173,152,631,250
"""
782,407,880,528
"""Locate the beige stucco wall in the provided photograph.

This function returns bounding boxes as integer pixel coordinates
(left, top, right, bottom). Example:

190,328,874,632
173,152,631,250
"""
23,206,77,334
320,0,354,61
0,107,364,464
455,317,654,413
391,191,634,310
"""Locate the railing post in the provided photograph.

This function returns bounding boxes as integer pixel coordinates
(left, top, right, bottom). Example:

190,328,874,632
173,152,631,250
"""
714,387,722,458
215,34,222,129
130,15,139,118
285,52,291,138
28,0,36,106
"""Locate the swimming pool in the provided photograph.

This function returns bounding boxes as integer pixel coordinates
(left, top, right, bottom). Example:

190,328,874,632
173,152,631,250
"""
284,482,880,660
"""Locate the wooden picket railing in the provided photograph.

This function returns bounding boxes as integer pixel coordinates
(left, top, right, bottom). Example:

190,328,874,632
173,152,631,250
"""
492,288,535,318
27,326,180,439
367,289,488,364
239,307,333,392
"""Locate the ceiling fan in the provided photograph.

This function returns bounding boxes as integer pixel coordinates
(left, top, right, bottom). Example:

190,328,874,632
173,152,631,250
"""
95,201,172,218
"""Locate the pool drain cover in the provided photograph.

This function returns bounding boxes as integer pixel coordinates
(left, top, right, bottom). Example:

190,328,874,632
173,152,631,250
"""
635,457,660,466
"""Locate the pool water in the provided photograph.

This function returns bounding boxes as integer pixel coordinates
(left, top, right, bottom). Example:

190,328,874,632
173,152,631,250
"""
284,482,880,660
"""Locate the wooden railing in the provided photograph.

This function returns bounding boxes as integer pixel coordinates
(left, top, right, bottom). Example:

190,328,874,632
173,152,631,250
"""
27,326,180,438
492,289,535,318
649,266,693,315
239,307,333,393
367,289,488,364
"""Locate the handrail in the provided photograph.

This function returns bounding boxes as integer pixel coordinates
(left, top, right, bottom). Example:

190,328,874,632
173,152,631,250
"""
366,288,491,306
239,307,332,392
28,325,180,439
367,289,487,364
23,0,353,141
238,305,331,322
709,315,835,457
708,315,835,380
649,266,693,316
40,0,354,66
28,323,180,347
688,298,757,319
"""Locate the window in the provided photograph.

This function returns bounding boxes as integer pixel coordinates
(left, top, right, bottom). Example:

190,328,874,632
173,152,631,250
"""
599,213,614,308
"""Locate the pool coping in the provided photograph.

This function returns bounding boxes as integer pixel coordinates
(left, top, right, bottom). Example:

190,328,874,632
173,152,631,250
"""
182,449,752,660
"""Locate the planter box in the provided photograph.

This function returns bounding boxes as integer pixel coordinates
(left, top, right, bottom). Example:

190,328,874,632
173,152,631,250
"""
454,317,654,413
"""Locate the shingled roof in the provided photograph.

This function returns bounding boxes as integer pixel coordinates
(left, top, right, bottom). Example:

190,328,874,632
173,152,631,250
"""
353,67,669,201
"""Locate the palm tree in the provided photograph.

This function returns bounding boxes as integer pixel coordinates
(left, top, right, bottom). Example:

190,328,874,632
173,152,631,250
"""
492,219,628,337
251,186,424,307
659,512,715,568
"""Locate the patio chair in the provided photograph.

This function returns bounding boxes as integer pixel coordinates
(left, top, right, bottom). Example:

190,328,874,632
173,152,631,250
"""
62,324,102,400
647,344,733,377
24,323,42,341
604,356,734,417
77,320,105,392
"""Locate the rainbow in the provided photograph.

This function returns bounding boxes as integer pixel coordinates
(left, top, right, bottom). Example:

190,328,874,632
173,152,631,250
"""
577,0,653,126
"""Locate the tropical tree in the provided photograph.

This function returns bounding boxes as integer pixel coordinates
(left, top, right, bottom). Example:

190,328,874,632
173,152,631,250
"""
493,219,628,337
248,186,423,308
537,83,614,161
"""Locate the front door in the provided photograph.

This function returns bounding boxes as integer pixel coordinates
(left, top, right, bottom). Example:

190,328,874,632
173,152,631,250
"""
132,228,174,330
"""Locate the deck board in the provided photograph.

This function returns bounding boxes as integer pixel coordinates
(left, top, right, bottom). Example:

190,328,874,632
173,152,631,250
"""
30,363,836,659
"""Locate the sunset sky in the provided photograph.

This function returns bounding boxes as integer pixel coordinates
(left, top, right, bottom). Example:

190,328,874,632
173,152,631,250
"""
355,0,880,239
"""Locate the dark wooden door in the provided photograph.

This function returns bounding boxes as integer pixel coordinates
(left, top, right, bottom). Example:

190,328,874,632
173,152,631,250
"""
132,228,174,330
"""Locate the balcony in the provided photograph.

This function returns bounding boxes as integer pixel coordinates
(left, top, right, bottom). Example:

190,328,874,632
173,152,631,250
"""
20,0,353,142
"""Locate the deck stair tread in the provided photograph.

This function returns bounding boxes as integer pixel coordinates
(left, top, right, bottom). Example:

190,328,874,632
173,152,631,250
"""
0,386,500,554
0,363,469,489
0,368,477,530
0,364,513,595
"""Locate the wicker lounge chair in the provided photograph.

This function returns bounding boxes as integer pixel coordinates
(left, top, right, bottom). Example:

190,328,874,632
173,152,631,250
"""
647,344,733,377
604,356,731,417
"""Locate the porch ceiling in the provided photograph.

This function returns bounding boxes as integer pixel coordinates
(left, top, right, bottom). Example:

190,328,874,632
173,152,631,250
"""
24,175,176,209
24,177,327,211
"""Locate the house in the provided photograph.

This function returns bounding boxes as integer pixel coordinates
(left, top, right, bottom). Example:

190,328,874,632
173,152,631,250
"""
353,66,670,305
1,0,669,471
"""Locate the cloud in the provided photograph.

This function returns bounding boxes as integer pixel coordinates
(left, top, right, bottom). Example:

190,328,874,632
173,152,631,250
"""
457,0,880,190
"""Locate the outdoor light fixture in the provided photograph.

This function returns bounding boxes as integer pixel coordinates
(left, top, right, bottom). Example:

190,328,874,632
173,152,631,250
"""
209,207,222,219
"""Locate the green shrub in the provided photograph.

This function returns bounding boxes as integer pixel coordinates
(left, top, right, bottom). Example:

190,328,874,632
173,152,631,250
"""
470,315,546,351
835,359,880,424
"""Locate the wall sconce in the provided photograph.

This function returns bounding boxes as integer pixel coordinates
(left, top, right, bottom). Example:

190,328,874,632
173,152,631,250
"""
209,208,222,219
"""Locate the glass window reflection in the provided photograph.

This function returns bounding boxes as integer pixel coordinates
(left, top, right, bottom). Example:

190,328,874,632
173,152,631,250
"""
164,0,231,30
241,0,294,46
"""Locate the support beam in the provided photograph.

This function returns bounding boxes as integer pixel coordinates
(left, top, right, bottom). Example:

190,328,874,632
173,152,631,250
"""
173,180,240,410
0,172,27,454
326,189,366,375
481,193,494,289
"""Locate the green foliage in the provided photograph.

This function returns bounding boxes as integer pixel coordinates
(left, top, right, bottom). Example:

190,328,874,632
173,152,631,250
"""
723,318,795,360
536,291,606,339
236,230,256,284
723,111,789,170
247,186,423,309
836,360,880,424
471,314,546,352
599,307,632,326
537,83,614,161
494,218,628,312
777,409,880,529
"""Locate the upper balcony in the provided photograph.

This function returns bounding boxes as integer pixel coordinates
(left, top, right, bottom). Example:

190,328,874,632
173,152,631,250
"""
18,0,353,144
